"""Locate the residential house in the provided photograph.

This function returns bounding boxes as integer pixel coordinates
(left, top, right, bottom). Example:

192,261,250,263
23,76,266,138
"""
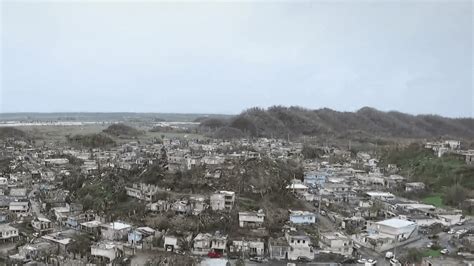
9,201,29,215
268,237,290,260
164,234,180,252
210,233,227,255
286,180,309,195
10,242,57,263
189,196,207,215
125,183,160,202
146,200,172,212
289,211,316,225
465,151,474,165
31,217,54,235
239,210,265,228
51,205,71,221
100,221,132,241
91,241,124,265
286,232,313,261
9,187,27,198
405,182,426,192
0,223,19,242
319,232,353,256
366,191,396,201
367,218,418,241
192,233,212,255
41,230,75,254
128,227,156,249
172,200,192,215
80,220,102,236
210,191,235,211
229,238,265,258
164,232,192,252
353,218,419,252
304,171,326,188
384,175,406,189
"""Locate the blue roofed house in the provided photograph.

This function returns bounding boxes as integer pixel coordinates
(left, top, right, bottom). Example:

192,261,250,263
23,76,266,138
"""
128,227,156,249
289,211,317,225
304,171,327,187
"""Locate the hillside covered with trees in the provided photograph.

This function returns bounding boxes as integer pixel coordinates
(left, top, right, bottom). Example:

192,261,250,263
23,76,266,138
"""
199,106,474,140
103,123,142,137
0,127,28,140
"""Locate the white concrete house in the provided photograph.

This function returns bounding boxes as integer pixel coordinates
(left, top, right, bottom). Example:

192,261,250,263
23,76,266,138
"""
289,211,316,224
239,210,265,228
286,233,313,261
368,218,417,241
0,224,19,242
319,232,353,256
210,191,235,211
91,242,123,264
100,221,132,241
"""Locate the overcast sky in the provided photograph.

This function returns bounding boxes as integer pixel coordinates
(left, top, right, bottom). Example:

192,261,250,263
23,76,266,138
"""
1,0,472,117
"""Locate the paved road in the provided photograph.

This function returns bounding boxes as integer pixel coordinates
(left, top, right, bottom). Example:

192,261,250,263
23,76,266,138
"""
29,185,46,219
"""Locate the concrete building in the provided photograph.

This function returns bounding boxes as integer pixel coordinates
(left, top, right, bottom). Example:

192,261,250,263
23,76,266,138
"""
238,210,265,228
100,221,132,241
286,232,313,261
368,218,418,241
0,223,19,242
319,232,353,256
125,183,160,202
9,201,29,215
405,182,426,192
210,191,235,211
229,238,265,258
91,242,124,265
31,217,54,235
268,237,289,260
289,211,316,224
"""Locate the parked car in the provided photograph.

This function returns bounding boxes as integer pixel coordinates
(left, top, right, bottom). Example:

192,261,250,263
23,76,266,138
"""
357,258,377,266
441,249,449,255
249,257,266,263
297,256,312,262
207,251,222,258
385,251,394,259
390,258,401,266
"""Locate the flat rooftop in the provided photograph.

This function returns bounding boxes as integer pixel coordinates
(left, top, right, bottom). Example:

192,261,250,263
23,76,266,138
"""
376,218,416,228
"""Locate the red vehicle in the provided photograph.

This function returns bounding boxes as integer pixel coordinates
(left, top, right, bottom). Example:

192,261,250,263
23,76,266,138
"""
207,251,222,258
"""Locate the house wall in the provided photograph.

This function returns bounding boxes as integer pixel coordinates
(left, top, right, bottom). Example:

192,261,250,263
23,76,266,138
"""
290,215,316,224
91,247,119,262
164,236,179,251
376,223,417,240
0,227,18,240
320,236,352,256
239,213,265,228
269,245,288,260
193,239,211,255
287,243,313,261
210,194,225,211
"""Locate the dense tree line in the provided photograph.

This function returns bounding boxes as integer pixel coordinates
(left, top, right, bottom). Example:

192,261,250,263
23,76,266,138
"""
198,106,474,140
66,133,116,148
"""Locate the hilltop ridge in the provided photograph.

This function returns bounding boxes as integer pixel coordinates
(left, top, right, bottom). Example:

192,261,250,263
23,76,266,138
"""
199,106,474,140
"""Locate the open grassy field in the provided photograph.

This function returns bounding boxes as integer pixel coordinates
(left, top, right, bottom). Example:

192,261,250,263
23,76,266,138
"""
422,194,445,208
20,124,206,146
422,249,441,258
